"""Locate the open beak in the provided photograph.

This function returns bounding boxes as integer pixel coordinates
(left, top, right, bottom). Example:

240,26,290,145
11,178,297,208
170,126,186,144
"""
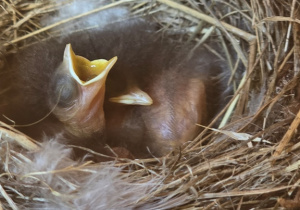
64,44,117,86
64,44,152,106
53,44,117,137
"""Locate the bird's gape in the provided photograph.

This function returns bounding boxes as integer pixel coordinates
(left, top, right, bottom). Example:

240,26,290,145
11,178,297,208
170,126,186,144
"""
48,44,117,138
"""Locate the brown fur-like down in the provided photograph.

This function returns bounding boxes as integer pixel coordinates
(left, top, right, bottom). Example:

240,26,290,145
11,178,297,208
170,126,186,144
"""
0,19,230,158
0,4,232,207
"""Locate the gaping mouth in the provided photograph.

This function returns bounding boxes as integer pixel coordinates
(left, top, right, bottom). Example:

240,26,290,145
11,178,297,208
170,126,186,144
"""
51,44,118,137
64,43,117,86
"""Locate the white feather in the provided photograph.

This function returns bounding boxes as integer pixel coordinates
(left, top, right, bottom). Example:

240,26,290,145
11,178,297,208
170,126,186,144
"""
4,136,164,209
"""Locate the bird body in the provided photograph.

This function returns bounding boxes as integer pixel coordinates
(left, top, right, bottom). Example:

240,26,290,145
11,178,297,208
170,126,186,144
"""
0,20,230,158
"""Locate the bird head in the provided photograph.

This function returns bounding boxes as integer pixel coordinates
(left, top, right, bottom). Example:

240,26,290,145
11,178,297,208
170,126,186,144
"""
49,43,117,137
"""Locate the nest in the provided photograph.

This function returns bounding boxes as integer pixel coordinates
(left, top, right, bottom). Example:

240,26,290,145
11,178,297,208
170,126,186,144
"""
1,0,300,209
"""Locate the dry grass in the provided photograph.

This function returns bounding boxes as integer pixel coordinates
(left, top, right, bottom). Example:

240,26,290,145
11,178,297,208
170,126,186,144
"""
1,0,300,209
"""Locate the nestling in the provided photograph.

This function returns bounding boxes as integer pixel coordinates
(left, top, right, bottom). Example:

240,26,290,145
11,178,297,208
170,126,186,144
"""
0,20,230,158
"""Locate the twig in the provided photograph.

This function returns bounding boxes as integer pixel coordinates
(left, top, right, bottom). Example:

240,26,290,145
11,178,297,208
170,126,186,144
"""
273,108,300,158
157,0,256,42
0,184,18,210
3,0,133,47
0,127,39,151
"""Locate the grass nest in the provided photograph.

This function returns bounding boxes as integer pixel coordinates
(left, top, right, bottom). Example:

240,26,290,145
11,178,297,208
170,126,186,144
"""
1,0,300,209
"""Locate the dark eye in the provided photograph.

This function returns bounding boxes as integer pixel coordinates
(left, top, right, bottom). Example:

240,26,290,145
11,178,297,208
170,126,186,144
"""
49,73,78,108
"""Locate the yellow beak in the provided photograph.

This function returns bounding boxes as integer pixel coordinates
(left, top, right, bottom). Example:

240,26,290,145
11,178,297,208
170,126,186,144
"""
63,43,117,86
52,43,118,137
109,86,153,106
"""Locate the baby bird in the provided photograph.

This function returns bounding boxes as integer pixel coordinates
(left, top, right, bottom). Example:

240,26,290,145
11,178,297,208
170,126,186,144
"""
0,20,229,158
